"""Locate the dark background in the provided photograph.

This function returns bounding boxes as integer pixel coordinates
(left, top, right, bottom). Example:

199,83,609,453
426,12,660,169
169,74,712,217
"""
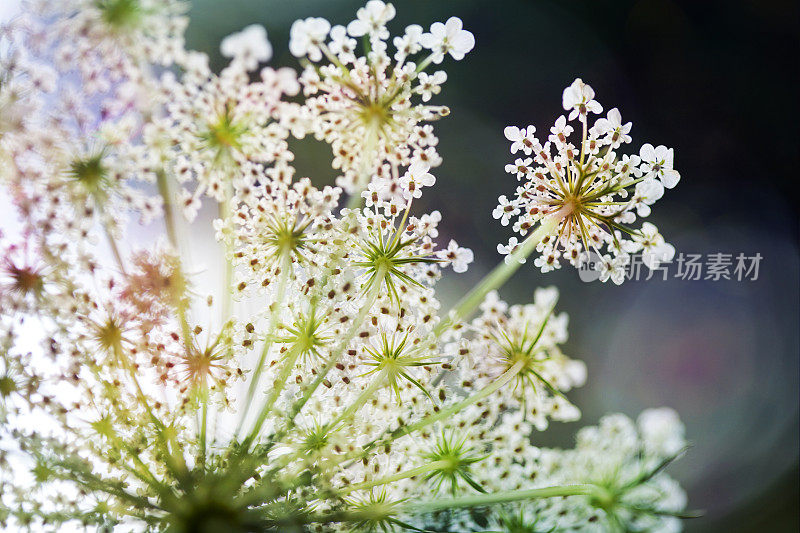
185,1,799,530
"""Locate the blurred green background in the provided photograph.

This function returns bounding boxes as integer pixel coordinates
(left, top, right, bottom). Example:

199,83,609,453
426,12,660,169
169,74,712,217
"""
185,0,799,530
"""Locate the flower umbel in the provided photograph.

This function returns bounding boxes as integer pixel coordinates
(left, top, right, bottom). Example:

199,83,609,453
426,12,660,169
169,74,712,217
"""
287,2,474,201
496,78,679,283
0,3,691,533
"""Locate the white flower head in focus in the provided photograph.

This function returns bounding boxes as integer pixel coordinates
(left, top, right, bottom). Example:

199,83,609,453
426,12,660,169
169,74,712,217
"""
420,16,476,63
496,78,680,282
347,0,397,39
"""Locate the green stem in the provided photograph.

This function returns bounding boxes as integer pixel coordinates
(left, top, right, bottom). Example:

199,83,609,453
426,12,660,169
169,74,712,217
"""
266,267,386,451
241,343,301,449
101,220,127,276
219,185,234,322
199,387,208,469
301,484,594,526
414,53,435,74
235,253,291,438
405,483,595,513
93,194,127,276
579,118,588,168
156,169,194,350
51,463,165,512
107,431,172,497
336,459,452,496
435,218,558,335
156,170,179,249
345,186,366,210
345,128,379,210
115,344,188,482
326,372,386,430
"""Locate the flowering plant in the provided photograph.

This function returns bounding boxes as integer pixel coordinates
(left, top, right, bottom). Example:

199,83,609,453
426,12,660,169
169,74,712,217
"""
0,1,691,531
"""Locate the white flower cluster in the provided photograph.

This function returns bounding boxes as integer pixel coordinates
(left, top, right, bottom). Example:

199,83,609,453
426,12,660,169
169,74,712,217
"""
286,0,474,199
454,288,586,430
497,78,679,283
436,409,688,532
21,0,187,93
149,49,299,218
0,2,689,532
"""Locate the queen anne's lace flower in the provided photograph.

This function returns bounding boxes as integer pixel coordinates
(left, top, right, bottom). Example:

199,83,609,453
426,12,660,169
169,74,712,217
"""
420,16,476,63
27,0,188,92
286,2,474,200
289,17,331,61
0,3,689,532
496,78,679,282
147,51,299,215
460,288,586,429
